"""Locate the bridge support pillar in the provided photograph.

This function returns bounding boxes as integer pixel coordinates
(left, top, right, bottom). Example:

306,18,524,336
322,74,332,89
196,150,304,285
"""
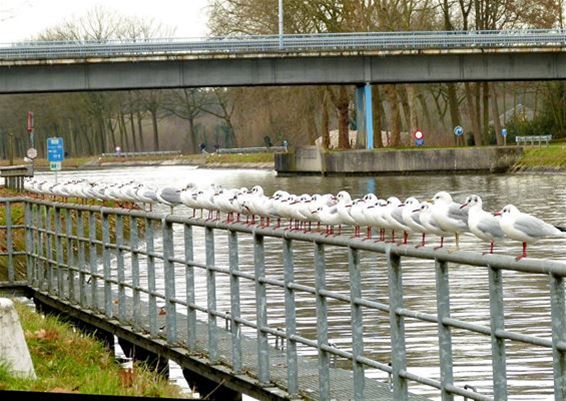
182,368,242,401
33,299,115,351
355,83,374,149
117,338,169,378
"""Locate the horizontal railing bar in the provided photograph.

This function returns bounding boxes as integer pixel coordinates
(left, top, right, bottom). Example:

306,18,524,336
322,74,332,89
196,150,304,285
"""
400,369,442,390
445,384,492,401
494,328,553,348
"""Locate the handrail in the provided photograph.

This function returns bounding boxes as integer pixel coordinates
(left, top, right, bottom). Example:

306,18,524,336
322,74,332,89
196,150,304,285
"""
1,29,566,60
1,196,565,400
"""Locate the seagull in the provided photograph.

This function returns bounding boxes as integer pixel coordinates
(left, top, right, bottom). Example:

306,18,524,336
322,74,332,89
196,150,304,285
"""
418,202,451,249
460,195,505,254
430,191,469,249
312,205,342,235
496,204,566,260
402,197,427,247
383,197,410,243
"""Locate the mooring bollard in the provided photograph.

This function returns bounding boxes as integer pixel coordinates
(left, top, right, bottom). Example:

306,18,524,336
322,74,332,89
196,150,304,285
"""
0,298,36,379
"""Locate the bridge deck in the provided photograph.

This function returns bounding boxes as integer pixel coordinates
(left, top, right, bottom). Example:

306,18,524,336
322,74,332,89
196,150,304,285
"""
33,281,431,401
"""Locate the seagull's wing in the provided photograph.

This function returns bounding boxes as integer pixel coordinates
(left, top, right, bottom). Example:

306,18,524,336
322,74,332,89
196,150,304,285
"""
514,214,560,238
476,217,505,238
447,203,468,224
410,211,422,226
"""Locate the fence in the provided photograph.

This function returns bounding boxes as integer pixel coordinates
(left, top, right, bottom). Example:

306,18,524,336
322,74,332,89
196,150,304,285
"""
1,197,566,400
100,151,182,158
515,135,552,146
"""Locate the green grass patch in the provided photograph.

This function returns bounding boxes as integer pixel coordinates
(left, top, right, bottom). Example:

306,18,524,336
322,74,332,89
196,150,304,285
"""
0,302,186,397
512,144,566,170
204,152,274,164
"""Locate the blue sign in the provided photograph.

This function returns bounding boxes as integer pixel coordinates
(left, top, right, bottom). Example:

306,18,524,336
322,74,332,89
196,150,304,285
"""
415,138,425,146
501,128,508,137
47,137,64,162
454,125,464,137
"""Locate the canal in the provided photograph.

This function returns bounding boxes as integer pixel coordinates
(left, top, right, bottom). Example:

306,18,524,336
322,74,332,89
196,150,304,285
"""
35,166,566,400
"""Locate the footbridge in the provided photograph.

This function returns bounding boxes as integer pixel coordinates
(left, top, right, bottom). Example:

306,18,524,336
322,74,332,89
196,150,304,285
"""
1,197,566,400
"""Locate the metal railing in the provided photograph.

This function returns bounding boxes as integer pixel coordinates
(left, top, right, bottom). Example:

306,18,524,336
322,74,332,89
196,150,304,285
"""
2,197,566,400
515,135,553,146
100,150,182,158
2,29,566,60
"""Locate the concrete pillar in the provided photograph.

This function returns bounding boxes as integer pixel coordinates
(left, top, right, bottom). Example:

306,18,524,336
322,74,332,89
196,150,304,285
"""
118,338,169,378
355,83,374,149
0,298,36,378
183,368,242,401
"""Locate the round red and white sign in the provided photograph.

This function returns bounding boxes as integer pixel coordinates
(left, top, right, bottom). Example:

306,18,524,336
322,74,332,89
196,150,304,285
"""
414,130,424,140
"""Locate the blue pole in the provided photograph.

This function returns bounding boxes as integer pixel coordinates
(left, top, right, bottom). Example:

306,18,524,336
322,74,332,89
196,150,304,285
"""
364,83,374,149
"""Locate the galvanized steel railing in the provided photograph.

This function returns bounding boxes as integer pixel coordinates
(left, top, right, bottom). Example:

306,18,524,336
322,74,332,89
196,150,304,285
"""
2,29,566,60
2,197,566,400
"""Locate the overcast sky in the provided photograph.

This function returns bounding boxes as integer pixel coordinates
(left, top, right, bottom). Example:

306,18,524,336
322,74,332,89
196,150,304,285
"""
0,0,210,42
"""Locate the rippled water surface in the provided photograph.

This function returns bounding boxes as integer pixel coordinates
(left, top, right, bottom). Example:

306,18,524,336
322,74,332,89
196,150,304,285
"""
37,167,566,400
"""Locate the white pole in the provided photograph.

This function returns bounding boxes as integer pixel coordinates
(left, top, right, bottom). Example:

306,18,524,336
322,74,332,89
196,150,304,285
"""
278,0,284,49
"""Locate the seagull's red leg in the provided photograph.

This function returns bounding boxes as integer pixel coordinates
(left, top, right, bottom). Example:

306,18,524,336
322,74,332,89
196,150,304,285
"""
516,242,527,260
434,236,444,250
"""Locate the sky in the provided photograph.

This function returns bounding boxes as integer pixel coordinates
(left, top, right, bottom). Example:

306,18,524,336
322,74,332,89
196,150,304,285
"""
0,0,210,42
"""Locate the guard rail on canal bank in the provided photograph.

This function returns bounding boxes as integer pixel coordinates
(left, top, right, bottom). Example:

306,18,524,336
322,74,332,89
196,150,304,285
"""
1,197,566,401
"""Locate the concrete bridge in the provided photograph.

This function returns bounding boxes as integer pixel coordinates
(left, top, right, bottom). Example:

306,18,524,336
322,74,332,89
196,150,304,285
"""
1,197,566,400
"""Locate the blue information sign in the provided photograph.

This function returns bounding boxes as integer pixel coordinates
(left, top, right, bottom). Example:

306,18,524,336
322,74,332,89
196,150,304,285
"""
501,128,508,137
47,137,64,162
454,125,464,137
415,138,425,146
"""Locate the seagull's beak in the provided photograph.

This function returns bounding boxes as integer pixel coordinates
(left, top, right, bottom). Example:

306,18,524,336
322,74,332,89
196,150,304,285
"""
494,211,502,216
427,198,433,203
398,204,404,207
367,205,375,209
312,210,318,214
412,208,420,213
459,203,468,209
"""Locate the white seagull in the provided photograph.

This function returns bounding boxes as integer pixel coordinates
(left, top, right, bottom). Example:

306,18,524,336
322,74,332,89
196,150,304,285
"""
460,195,505,254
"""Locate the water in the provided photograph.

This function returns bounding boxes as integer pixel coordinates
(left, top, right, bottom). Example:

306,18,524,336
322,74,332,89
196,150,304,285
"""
36,166,566,400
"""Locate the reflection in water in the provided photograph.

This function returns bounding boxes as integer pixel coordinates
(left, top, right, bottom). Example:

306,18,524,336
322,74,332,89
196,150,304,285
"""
38,167,566,400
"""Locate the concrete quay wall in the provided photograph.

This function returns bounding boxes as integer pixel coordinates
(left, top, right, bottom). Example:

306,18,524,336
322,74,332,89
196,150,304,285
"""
275,146,523,175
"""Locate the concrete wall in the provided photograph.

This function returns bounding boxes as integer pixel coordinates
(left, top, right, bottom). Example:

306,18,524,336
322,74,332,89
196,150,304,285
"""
275,146,523,175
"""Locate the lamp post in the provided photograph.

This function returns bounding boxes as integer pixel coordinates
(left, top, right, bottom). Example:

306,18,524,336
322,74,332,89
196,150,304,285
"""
278,0,284,49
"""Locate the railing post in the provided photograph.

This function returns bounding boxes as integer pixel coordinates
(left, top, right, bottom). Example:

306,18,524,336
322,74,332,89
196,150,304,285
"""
46,205,55,294
163,218,177,343
488,265,508,400
314,241,330,400
348,246,365,401
550,273,566,401
31,203,40,286
254,231,269,385
77,210,86,307
116,215,126,321
387,247,408,400
146,217,158,337
435,259,454,401
5,201,14,283
184,223,196,350
283,237,298,397
24,202,33,285
102,211,113,318
55,207,64,297
206,226,219,363
64,208,75,302
229,229,242,373
130,215,141,329
88,211,98,310
38,204,47,290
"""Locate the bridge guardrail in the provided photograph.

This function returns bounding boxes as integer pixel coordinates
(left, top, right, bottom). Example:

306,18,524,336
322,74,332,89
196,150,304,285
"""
1,197,566,400
1,29,566,60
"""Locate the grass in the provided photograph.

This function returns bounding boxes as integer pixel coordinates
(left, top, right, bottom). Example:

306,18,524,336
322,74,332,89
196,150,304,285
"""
0,301,186,397
512,143,566,170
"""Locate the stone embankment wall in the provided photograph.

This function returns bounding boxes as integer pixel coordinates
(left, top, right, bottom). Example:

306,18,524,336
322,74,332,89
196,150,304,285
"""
275,146,524,175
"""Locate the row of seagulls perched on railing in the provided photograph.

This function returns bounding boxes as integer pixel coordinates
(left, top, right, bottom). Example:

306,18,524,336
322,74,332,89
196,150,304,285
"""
23,178,566,260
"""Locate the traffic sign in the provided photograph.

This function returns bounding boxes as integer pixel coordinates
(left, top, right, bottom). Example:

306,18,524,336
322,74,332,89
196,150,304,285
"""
26,148,37,159
47,137,64,162
501,128,508,137
49,161,62,171
414,130,424,140
416,138,425,146
454,125,464,136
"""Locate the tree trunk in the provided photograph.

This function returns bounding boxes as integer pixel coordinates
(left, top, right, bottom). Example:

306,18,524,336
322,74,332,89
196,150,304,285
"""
118,112,130,151
399,86,412,136
386,85,402,147
151,110,159,151
129,112,138,152
337,86,350,149
464,82,482,146
322,92,330,149
372,85,384,148
446,83,462,145
491,83,503,145
407,85,419,137
482,82,490,145
136,112,145,151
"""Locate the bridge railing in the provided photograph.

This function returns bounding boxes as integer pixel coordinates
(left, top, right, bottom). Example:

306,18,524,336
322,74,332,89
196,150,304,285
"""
1,29,566,60
1,197,566,400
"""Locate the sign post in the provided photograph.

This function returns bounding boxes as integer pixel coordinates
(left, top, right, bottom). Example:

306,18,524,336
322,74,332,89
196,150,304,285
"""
47,137,64,183
501,128,508,146
414,130,425,147
454,125,464,146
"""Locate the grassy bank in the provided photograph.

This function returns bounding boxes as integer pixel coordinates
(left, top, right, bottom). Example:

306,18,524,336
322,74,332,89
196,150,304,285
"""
512,144,566,170
0,301,186,397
